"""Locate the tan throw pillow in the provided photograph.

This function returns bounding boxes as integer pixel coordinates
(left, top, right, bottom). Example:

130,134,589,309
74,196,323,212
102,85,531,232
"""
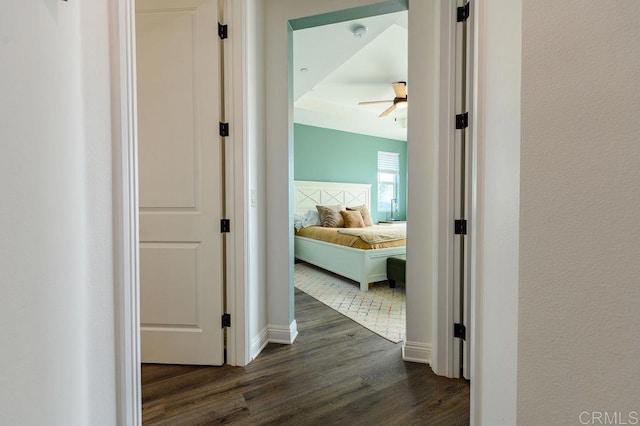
346,205,374,226
341,210,365,228
316,205,344,228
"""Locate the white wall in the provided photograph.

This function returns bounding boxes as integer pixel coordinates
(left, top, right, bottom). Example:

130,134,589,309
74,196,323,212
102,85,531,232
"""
405,0,440,365
517,1,640,424
472,0,521,424
0,1,116,425
245,0,269,359
476,1,640,424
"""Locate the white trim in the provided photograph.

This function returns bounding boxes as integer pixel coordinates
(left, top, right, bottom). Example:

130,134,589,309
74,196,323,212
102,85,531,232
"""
223,0,249,367
402,341,432,364
111,0,141,424
250,326,269,361
461,0,476,382
469,0,524,423
470,0,485,424
431,0,459,378
231,0,252,368
267,320,299,345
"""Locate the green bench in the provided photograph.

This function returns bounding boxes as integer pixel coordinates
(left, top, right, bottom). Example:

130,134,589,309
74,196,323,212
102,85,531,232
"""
386,256,406,288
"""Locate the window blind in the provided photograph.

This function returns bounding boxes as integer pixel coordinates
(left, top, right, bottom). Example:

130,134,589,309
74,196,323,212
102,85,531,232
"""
378,151,400,173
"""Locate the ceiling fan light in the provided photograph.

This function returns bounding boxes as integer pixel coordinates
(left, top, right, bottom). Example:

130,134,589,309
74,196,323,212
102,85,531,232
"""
396,100,408,109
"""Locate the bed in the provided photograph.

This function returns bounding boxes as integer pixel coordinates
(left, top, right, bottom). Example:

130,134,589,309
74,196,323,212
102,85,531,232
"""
294,180,407,291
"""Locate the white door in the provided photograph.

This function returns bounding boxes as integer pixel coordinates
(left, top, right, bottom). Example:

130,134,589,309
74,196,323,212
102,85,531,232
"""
136,0,224,365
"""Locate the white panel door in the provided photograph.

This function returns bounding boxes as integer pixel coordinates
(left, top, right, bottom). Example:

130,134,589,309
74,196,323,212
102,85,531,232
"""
136,0,224,365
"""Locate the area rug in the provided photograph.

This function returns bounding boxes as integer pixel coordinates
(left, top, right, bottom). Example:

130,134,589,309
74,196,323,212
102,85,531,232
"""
294,262,406,343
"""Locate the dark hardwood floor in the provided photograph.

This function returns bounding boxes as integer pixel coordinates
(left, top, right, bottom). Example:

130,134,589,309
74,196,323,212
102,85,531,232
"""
142,289,470,425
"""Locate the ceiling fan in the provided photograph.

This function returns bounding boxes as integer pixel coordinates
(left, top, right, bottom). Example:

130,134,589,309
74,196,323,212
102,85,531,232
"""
358,81,408,117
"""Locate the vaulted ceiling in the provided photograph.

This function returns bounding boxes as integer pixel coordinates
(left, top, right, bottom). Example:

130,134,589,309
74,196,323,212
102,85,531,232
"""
293,11,408,141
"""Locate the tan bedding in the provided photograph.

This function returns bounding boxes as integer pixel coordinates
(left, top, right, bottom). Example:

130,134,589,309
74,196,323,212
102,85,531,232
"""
337,224,406,243
296,226,406,250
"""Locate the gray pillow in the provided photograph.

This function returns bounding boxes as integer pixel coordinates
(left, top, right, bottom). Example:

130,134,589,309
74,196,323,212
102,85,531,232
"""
316,205,344,228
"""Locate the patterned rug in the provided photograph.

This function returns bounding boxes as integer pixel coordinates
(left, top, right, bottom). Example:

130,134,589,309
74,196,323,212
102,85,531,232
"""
294,262,406,343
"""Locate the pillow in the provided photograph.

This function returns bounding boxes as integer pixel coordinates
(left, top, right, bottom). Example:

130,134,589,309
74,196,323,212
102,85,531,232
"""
340,210,365,228
346,205,374,226
294,213,304,231
302,209,321,227
316,205,344,228
295,209,323,231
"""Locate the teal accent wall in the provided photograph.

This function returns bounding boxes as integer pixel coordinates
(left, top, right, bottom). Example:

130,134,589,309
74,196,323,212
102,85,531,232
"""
294,124,407,223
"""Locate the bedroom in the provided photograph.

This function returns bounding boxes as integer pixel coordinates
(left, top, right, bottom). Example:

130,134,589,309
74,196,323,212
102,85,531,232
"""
292,10,409,342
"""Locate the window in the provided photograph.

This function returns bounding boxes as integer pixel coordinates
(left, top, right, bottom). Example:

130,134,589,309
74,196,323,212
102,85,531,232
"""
377,151,400,217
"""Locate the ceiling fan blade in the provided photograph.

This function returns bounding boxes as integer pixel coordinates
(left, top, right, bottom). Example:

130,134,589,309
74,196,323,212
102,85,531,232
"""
392,81,407,98
358,100,394,105
379,104,396,117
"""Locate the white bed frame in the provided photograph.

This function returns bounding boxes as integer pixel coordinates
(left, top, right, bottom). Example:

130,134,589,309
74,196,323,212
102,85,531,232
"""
294,180,406,291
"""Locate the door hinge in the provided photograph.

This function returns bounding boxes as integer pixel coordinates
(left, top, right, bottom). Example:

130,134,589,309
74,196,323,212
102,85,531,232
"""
221,219,231,233
218,22,228,39
457,3,470,23
454,323,466,340
219,122,229,137
455,112,469,129
454,219,467,235
222,313,231,328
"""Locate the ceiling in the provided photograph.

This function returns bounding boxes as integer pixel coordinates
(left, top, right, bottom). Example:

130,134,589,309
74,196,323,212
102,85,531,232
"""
293,11,408,141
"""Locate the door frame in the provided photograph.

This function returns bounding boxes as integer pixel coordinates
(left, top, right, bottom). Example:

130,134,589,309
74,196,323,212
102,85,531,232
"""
110,0,248,424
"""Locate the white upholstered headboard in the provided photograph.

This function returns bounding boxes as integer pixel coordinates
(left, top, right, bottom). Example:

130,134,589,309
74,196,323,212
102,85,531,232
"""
294,180,371,215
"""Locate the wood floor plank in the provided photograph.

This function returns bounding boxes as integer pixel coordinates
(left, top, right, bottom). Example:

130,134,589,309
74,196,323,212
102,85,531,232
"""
142,289,469,425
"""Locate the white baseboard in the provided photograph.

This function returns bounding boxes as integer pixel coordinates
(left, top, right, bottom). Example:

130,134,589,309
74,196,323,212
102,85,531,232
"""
249,327,269,361
402,341,432,364
267,320,298,344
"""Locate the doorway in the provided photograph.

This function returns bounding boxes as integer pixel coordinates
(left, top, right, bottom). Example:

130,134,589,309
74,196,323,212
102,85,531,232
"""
262,0,463,372
290,8,409,345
